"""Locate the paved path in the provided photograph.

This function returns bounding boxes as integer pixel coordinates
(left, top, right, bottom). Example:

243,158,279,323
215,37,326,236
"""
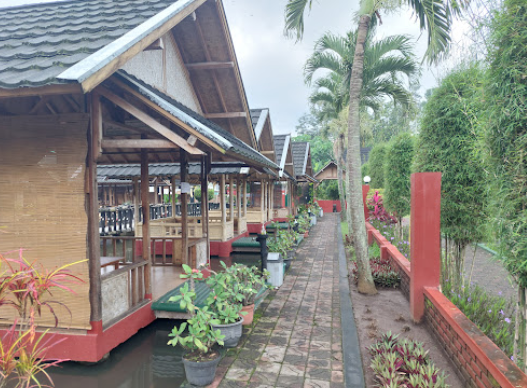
212,213,362,388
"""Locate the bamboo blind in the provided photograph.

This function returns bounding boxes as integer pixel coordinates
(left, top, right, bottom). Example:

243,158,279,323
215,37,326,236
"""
0,114,91,330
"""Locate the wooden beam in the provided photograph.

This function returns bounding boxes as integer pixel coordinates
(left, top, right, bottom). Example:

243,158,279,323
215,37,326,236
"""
97,86,204,155
109,79,226,154
186,61,234,70
101,139,178,149
204,112,247,119
90,92,102,160
236,178,241,224
145,37,165,51
186,135,198,146
0,83,82,98
141,149,152,298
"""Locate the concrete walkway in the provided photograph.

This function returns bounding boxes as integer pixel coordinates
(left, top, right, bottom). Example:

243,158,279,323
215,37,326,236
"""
211,213,364,388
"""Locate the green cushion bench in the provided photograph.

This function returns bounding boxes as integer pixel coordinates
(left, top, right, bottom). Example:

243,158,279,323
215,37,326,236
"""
152,280,268,319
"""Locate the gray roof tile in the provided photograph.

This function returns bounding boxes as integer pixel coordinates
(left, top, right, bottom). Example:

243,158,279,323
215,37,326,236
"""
0,0,176,89
292,141,309,176
273,134,287,166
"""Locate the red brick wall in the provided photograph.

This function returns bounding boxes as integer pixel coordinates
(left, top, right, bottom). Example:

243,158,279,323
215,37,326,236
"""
365,221,527,388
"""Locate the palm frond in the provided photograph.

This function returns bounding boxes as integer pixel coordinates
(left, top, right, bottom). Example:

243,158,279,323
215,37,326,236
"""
284,0,313,41
304,51,345,85
406,0,451,63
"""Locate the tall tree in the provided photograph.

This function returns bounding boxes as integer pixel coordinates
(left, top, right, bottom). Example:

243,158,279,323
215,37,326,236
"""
308,30,419,222
285,0,460,294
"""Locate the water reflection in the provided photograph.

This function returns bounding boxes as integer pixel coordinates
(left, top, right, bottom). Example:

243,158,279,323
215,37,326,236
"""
49,320,187,388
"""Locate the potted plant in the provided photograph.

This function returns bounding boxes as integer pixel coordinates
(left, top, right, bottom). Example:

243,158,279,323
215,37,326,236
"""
205,263,245,347
229,264,269,325
168,266,225,386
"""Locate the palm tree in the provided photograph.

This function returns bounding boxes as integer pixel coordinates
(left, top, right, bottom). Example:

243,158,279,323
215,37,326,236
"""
308,29,419,244
285,0,462,294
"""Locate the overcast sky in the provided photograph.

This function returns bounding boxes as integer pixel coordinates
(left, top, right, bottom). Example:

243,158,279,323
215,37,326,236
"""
2,0,467,134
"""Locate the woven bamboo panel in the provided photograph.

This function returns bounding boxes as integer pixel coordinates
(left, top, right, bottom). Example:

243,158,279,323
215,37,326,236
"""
0,114,91,330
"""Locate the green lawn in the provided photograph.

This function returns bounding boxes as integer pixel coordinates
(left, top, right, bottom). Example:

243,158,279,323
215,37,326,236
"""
341,221,348,241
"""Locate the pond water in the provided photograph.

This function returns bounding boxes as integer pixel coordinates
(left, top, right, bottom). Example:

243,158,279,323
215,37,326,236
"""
48,320,197,388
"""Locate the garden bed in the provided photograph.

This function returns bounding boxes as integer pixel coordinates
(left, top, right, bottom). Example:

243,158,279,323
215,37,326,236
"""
347,270,463,387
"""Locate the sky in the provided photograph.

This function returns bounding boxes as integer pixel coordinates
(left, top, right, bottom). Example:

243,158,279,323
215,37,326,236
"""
2,0,468,134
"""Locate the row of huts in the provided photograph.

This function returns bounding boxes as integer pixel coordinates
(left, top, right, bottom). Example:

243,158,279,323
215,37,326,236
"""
0,0,316,361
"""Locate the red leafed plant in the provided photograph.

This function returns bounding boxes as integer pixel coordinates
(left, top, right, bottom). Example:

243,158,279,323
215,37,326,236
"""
369,332,448,387
367,190,397,224
0,250,85,388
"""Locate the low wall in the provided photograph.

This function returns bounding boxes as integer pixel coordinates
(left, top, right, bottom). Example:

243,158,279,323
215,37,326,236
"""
365,221,527,388
317,200,343,213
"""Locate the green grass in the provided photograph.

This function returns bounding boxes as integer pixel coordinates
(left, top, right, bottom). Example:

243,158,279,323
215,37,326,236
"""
341,221,348,241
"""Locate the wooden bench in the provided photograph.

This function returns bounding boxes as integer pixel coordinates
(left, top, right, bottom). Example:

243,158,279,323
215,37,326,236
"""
100,256,124,270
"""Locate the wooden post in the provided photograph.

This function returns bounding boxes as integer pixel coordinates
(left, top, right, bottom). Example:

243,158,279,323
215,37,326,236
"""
141,149,152,298
261,179,265,222
171,177,177,218
243,179,247,217
229,176,234,222
220,175,226,227
410,172,441,322
88,92,102,324
180,150,189,266
201,155,209,260
236,178,241,230
133,178,140,236
154,180,158,205
269,180,274,220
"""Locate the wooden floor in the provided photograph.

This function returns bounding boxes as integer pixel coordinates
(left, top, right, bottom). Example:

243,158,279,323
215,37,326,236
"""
152,265,185,301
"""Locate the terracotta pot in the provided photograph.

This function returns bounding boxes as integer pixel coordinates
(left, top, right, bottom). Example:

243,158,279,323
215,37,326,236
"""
241,304,255,325
304,231,309,237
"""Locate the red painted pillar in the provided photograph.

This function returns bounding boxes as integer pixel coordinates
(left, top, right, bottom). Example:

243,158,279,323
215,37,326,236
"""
410,172,441,322
362,185,370,220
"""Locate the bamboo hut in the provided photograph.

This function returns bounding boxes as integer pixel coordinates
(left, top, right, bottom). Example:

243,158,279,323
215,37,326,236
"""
0,0,277,362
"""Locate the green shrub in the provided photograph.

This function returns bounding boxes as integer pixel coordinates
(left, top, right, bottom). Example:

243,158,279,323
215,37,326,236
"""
384,133,414,223
368,143,388,188
414,65,487,287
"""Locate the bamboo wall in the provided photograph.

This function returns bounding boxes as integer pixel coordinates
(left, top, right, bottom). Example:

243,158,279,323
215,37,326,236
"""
0,114,91,330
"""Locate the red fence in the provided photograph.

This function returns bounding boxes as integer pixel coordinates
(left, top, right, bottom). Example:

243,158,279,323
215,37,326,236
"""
365,172,527,388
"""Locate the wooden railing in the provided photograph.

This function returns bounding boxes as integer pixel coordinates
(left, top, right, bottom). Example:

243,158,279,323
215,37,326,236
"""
99,203,220,235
